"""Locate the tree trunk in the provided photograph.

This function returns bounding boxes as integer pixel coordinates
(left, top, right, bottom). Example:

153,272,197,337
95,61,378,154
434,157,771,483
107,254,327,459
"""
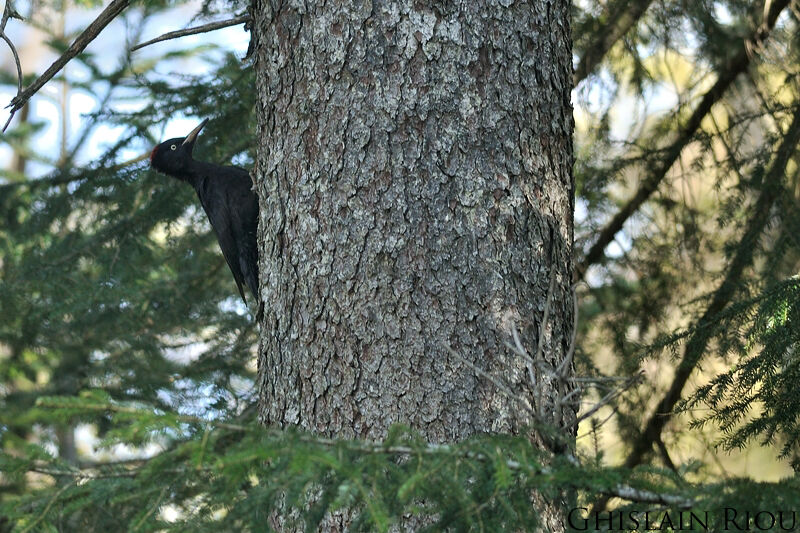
253,0,574,529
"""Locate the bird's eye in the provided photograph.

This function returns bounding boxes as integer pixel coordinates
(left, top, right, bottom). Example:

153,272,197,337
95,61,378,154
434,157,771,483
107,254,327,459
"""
170,144,177,151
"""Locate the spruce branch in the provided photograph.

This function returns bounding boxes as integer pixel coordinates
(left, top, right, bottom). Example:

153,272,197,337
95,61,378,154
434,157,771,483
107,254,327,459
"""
592,104,800,512
30,398,699,512
0,0,24,132
604,485,693,508
2,0,131,132
575,371,644,424
574,0,656,85
575,0,791,280
18,481,74,533
131,14,251,51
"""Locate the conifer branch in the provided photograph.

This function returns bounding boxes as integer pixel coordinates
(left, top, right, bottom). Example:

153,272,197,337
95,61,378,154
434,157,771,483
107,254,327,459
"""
575,0,791,280
574,0,656,85
444,344,536,417
0,0,24,132
592,104,800,512
2,0,131,132
556,284,579,378
575,371,644,424
28,400,698,511
18,481,74,533
131,15,250,51
605,485,693,508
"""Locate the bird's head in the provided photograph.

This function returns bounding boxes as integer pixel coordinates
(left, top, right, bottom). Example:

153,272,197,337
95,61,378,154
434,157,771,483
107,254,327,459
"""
149,119,208,178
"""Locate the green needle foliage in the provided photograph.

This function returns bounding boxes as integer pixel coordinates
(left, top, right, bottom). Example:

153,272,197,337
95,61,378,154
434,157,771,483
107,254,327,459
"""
3,393,800,531
685,277,800,458
0,393,710,531
1,4,260,525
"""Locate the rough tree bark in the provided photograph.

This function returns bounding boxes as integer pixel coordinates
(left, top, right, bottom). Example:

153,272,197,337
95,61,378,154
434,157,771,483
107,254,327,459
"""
253,0,574,529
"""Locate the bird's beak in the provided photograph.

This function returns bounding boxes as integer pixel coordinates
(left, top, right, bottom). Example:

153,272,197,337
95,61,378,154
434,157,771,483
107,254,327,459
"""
182,118,209,148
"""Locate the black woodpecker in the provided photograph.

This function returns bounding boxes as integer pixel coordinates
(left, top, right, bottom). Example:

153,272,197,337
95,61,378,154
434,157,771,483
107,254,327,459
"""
150,119,260,318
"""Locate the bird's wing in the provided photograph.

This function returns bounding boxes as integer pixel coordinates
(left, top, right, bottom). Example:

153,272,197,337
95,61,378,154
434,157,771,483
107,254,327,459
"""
200,180,248,304
237,227,259,303
231,184,259,303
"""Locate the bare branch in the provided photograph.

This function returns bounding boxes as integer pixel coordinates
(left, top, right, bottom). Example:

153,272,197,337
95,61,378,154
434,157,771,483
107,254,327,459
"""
0,0,24,131
528,263,558,420
444,344,535,416
534,266,557,366
605,485,693,508
576,371,643,424
131,14,250,51
556,283,579,378
3,0,131,132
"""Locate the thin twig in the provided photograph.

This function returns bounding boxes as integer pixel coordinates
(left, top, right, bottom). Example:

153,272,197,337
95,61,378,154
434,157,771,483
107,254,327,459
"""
77,457,148,470
556,284,579,378
109,151,149,170
576,371,644,424
504,337,557,378
443,344,535,415
534,266,557,366
0,0,23,131
513,324,538,386
505,340,567,384
19,480,75,533
131,14,250,51
534,266,557,420
3,0,131,132
560,387,583,404
570,375,633,383
576,408,617,439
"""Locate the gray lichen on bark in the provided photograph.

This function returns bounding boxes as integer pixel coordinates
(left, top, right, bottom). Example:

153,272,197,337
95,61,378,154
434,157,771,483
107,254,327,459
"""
253,0,574,451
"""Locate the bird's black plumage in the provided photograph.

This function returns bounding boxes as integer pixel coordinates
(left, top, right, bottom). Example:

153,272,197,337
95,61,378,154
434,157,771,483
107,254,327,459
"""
150,120,260,316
